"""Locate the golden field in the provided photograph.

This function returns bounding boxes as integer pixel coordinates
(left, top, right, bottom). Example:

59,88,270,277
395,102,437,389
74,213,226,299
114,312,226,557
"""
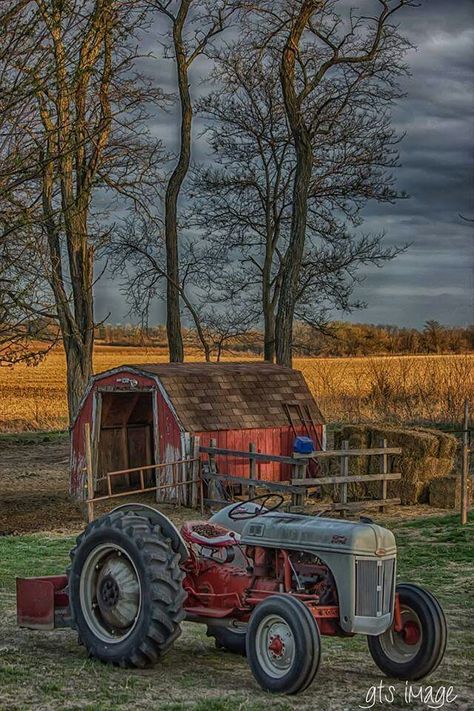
0,345,472,432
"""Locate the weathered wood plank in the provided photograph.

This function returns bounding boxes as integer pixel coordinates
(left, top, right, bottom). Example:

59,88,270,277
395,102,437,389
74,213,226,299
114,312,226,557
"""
380,437,388,513
339,440,349,517
202,471,301,494
291,473,402,486
292,447,402,458
199,446,297,465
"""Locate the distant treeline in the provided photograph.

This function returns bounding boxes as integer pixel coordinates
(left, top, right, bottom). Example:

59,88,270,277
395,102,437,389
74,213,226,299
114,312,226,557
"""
95,320,474,358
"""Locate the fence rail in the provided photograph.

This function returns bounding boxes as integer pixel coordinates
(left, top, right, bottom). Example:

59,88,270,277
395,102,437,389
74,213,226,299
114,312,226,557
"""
84,457,200,522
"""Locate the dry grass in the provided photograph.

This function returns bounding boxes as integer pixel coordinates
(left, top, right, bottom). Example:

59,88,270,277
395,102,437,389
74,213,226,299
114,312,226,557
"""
0,346,472,432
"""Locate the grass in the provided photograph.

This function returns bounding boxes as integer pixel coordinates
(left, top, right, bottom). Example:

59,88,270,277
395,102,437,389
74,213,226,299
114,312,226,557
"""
0,345,472,431
0,430,68,445
0,512,472,710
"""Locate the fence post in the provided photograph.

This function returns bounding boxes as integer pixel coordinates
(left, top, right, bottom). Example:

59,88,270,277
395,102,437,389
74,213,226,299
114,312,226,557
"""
461,399,470,525
249,443,256,498
291,461,306,511
84,422,94,523
339,440,349,517
191,436,200,510
379,438,388,513
206,437,218,504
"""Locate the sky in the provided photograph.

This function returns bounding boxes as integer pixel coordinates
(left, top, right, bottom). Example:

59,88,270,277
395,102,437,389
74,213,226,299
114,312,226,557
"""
95,0,474,330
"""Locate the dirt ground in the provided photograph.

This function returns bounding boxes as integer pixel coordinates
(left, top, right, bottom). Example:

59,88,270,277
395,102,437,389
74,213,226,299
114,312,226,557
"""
0,435,79,535
0,435,195,535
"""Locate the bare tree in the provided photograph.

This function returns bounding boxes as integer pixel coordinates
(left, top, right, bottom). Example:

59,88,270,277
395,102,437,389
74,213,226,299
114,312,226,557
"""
241,0,417,365
0,0,162,419
110,212,256,361
152,0,239,362
191,34,406,361
0,230,58,365
110,213,214,361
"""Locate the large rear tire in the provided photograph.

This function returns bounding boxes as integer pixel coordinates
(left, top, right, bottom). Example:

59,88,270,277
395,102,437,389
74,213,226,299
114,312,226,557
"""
246,595,321,694
69,510,186,668
368,583,447,680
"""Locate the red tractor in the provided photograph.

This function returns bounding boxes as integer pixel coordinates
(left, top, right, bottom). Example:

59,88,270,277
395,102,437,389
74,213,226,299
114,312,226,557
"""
17,498,447,694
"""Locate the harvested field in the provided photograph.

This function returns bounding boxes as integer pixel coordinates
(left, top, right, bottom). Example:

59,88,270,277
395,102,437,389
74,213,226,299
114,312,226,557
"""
0,347,472,432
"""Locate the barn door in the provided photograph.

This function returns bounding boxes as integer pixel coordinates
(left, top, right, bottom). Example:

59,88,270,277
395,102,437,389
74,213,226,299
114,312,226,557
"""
95,390,156,493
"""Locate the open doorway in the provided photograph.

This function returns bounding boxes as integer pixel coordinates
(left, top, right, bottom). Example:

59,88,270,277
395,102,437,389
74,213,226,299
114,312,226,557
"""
94,391,156,493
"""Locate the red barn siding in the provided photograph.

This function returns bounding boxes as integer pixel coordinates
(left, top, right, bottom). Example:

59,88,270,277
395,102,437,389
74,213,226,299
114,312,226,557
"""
195,423,323,483
156,388,182,465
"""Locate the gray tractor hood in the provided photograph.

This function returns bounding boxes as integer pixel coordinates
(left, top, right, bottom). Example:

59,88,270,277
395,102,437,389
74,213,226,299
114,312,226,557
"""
240,512,396,558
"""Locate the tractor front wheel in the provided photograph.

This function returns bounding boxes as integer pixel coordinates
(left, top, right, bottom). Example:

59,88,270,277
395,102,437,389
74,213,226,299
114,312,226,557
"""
246,595,321,694
368,583,447,680
68,510,186,668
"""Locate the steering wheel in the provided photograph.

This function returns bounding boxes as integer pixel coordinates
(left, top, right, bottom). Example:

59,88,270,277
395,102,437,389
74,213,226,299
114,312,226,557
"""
228,493,284,521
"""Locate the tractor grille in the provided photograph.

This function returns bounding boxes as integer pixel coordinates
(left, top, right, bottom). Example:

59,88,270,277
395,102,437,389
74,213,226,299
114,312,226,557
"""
355,558,395,617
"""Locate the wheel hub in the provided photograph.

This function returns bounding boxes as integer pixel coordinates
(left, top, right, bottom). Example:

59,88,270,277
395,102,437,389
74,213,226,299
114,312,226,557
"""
379,605,423,663
99,575,120,608
268,634,285,658
402,620,421,645
255,614,295,679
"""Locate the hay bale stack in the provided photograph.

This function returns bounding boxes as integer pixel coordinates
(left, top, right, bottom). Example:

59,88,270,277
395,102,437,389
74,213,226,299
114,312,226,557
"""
369,427,439,504
429,475,471,509
415,428,458,459
414,428,457,479
323,425,457,506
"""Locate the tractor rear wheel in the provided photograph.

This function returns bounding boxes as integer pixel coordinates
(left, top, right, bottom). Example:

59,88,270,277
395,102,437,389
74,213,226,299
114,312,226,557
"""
246,595,321,694
207,621,247,655
368,583,447,680
68,510,186,668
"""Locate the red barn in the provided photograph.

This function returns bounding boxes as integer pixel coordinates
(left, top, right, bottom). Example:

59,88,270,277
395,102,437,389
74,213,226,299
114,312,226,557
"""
70,362,325,501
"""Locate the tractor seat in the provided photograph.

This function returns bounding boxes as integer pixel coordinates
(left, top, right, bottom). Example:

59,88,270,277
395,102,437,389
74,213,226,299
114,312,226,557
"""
180,521,239,548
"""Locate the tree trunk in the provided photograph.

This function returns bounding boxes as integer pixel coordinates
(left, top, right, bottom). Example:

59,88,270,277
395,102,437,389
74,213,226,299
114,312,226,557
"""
65,335,93,422
262,223,277,362
164,6,193,363
275,140,312,367
275,2,315,367
263,297,276,362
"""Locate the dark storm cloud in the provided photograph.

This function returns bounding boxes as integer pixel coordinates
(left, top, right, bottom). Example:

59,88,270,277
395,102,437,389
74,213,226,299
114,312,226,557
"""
348,0,474,326
95,0,474,328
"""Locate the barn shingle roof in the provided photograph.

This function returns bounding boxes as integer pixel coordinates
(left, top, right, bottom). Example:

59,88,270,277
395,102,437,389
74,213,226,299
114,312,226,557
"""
126,362,324,433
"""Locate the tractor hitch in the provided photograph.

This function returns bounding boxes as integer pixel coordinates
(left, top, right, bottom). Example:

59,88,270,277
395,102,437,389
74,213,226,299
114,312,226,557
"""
17,575,71,630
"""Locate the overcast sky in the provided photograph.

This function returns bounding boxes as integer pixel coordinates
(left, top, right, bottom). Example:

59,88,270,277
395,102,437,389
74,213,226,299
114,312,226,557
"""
95,0,474,330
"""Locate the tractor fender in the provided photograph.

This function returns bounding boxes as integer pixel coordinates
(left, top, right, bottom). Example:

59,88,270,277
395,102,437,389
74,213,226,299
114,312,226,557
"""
108,503,189,561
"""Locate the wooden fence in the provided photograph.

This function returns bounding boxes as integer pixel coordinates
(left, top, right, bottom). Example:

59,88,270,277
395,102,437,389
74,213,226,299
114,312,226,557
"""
200,438,402,515
83,425,403,520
